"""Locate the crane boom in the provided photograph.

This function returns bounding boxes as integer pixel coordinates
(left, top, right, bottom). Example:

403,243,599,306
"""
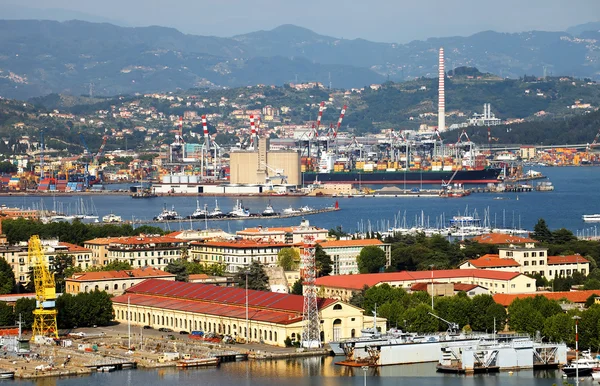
428,312,459,334
28,235,58,340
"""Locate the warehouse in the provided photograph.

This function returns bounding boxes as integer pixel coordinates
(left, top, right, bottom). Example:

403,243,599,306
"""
112,279,384,347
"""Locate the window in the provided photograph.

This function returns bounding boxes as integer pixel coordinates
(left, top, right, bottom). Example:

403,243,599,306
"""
539,260,544,265
532,252,537,257
526,283,531,288
524,252,529,258
540,252,545,257
333,304,342,310
524,261,529,266
532,261,537,266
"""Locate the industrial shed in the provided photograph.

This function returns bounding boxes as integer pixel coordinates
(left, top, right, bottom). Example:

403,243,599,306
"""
112,279,383,347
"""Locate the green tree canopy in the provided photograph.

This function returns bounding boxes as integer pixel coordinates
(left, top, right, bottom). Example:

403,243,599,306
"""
235,261,270,291
165,259,189,282
0,257,16,294
0,302,15,326
277,248,300,271
532,218,553,243
291,279,303,295
315,244,332,277
357,246,387,274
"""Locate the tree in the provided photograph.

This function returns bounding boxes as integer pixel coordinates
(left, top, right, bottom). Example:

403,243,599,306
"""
14,298,36,328
0,257,16,294
543,313,575,346
277,248,300,271
0,302,15,326
357,246,387,274
403,304,438,333
314,244,332,277
532,218,553,243
551,228,577,244
87,261,132,272
52,253,75,293
235,261,269,291
328,226,348,240
508,298,545,335
165,259,189,282
291,279,303,295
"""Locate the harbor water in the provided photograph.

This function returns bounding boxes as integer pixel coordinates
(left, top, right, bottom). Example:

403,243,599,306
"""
1,167,599,234
0,357,592,386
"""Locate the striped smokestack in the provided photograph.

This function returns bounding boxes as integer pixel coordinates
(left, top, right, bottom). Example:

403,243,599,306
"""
438,47,445,132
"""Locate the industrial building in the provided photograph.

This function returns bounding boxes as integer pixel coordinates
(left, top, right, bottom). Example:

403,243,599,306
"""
229,138,301,185
65,267,176,295
112,279,384,347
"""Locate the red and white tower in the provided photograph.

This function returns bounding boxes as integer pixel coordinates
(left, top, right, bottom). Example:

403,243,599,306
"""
249,114,257,149
438,47,446,132
300,236,321,348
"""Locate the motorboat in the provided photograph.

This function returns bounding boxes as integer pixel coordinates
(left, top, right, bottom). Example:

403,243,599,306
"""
0,371,14,379
562,350,600,377
299,205,314,212
262,202,277,216
229,200,250,217
176,357,220,368
102,213,122,223
154,204,182,221
187,200,209,219
583,214,600,223
98,366,116,372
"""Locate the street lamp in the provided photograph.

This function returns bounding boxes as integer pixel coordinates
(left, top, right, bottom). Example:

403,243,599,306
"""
429,264,435,310
361,365,369,386
573,315,581,386
245,270,249,343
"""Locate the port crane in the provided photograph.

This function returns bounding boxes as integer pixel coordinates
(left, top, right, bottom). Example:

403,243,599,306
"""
428,312,459,334
29,235,59,340
261,162,287,184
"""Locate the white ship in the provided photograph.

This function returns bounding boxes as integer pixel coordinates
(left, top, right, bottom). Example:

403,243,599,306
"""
102,213,122,223
187,200,209,219
154,205,182,221
583,214,600,223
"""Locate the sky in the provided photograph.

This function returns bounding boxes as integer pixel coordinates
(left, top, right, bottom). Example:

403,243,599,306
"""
2,0,600,42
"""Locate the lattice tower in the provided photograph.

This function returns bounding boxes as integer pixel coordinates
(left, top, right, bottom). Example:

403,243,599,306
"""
28,235,58,339
301,236,321,348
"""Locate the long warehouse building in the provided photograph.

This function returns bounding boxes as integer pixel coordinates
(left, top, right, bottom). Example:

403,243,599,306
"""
112,279,384,347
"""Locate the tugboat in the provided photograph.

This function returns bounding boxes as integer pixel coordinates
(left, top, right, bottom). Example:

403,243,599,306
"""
187,200,209,219
154,204,182,221
229,200,250,217
207,199,224,218
262,202,278,216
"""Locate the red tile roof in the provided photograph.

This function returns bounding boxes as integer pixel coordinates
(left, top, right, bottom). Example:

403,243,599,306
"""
471,234,536,245
493,290,600,306
58,242,91,253
547,255,589,265
191,239,295,248
68,267,175,281
319,239,384,248
453,283,481,292
117,279,335,314
467,254,521,268
315,269,524,290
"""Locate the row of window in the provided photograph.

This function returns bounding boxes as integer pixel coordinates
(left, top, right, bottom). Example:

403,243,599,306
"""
524,269,586,276
118,309,279,342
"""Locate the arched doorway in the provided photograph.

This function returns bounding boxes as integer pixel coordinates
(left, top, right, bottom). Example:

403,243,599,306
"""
333,319,342,341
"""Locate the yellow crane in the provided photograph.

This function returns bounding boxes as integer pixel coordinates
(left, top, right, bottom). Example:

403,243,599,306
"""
28,235,58,340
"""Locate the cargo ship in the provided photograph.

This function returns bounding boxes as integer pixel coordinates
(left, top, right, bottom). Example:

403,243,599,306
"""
302,168,501,185
300,131,502,185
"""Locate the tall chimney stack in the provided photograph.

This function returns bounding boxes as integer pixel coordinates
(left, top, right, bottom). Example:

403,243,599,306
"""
438,48,446,132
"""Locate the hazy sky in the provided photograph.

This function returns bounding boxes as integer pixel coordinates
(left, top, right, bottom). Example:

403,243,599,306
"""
3,0,600,42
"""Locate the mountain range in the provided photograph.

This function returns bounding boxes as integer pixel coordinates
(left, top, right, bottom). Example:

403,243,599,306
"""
0,19,599,99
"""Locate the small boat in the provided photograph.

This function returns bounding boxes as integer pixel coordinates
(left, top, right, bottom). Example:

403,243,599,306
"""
262,202,277,216
176,357,220,368
583,214,600,223
299,205,314,212
562,350,600,377
102,213,122,223
154,204,182,221
493,197,509,200
98,366,116,372
0,371,15,379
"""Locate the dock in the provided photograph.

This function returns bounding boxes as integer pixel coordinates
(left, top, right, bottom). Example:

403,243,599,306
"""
130,207,340,224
